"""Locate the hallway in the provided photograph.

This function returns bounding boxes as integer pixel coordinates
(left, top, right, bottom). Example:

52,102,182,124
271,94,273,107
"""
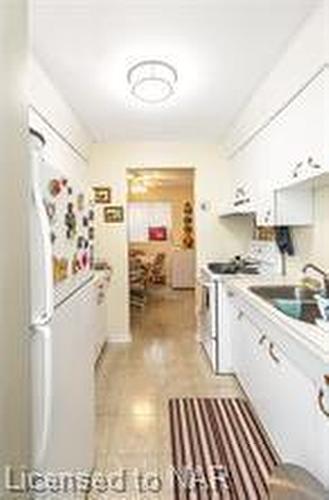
94,290,243,498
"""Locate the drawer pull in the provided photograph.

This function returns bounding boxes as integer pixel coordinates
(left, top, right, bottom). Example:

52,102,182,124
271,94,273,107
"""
318,389,329,418
268,342,280,364
258,334,267,346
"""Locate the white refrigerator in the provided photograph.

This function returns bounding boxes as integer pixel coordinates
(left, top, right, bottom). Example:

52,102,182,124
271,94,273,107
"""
29,128,95,477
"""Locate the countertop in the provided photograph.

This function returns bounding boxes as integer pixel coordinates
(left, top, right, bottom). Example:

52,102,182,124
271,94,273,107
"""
223,275,329,366
92,267,112,283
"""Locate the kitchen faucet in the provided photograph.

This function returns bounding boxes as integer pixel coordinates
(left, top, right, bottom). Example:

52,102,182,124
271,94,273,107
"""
303,263,329,297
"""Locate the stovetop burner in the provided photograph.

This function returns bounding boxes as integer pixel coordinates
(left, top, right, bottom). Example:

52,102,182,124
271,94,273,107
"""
207,262,238,274
207,261,259,275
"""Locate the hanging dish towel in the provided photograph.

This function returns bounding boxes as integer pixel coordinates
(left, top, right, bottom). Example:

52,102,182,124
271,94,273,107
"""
275,226,295,256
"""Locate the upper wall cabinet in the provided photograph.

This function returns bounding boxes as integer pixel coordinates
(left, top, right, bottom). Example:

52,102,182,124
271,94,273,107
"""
221,141,257,216
269,68,328,190
220,69,327,223
221,2,329,224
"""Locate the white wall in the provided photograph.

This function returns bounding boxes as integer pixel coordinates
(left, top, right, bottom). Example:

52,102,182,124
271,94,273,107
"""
88,142,253,340
0,1,29,495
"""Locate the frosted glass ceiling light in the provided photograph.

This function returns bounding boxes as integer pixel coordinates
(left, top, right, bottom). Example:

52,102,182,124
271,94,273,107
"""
127,60,178,103
130,175,148,194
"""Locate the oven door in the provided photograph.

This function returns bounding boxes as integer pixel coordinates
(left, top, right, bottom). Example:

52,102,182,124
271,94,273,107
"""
198,278,218,371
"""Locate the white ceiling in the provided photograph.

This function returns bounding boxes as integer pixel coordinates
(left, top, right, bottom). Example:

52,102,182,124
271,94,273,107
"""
31,0,318,142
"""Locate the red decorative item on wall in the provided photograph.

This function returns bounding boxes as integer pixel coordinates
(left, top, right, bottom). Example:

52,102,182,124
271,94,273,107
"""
148,226,167,241
49,179,62,197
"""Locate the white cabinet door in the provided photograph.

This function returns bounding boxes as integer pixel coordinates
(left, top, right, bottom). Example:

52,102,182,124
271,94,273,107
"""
228,138,258,214
257,341,319,481
92,275,110,363
269,69,328,189
229,294,329,487
316,381,329,486
226,70,327,223
256,196,275,226
230,302,267,405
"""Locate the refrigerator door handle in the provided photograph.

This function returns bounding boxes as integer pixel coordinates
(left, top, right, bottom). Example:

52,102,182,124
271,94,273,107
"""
31,323,52,468
31,153,54,323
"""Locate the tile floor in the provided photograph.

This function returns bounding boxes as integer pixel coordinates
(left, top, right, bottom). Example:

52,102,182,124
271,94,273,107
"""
93,289,244,499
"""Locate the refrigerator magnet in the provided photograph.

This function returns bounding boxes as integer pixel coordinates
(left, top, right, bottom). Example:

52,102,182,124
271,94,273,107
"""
81,252,88,269
49,179,61,197
65,205,77,239
77,193,85,211
72,254,81,274
45,201,56,222
77,236,85,249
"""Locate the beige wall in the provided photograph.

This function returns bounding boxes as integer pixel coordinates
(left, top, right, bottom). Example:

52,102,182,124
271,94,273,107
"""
0,1,29,494
88,142,253,340
293,185,329,271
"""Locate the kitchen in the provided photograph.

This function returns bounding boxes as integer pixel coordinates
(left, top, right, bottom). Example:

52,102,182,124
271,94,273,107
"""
1,0,329,498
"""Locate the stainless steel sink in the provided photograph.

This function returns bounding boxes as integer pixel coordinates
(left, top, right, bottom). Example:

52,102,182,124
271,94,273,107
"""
249,285,317,301
249,286,321,325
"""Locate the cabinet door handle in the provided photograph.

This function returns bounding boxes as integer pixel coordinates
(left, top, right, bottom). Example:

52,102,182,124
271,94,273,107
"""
268,342,280,364
227,290,235,298
258,334,267,346
307,157,321,170
318,389,329,418
292,162,303,178
237,311,244,321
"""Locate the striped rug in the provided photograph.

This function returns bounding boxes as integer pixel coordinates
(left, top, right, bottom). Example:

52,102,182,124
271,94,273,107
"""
169,398,280,500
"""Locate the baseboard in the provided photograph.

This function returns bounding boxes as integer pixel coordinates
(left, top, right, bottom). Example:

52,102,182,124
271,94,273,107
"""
95,340,108,368
107,330,132,343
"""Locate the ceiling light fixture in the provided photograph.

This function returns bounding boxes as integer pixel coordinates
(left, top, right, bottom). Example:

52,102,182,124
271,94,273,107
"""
127,60,178,104
129,175,148,195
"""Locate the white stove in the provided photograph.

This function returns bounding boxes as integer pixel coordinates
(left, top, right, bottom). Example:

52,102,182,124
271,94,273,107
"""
198,241,281,373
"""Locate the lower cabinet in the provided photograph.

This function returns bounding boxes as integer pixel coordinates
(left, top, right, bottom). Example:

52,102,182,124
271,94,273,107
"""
92,272,110,363
229,295,329,488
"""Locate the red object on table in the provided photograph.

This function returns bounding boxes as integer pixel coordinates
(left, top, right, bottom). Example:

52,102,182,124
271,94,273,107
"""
148,226,167,241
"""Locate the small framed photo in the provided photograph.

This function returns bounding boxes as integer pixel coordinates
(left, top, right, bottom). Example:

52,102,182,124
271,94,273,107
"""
93,186,112,204
104,205,124,224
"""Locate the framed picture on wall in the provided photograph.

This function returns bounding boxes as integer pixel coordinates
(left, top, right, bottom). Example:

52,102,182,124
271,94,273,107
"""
104,205,124,223
148,226,167,241
93,186,112,204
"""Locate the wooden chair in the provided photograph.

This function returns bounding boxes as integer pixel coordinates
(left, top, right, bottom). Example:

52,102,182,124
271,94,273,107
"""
150,252,167,286
129,254,149,308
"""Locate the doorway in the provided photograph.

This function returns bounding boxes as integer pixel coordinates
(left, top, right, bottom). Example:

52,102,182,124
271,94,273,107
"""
126,168,196,310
